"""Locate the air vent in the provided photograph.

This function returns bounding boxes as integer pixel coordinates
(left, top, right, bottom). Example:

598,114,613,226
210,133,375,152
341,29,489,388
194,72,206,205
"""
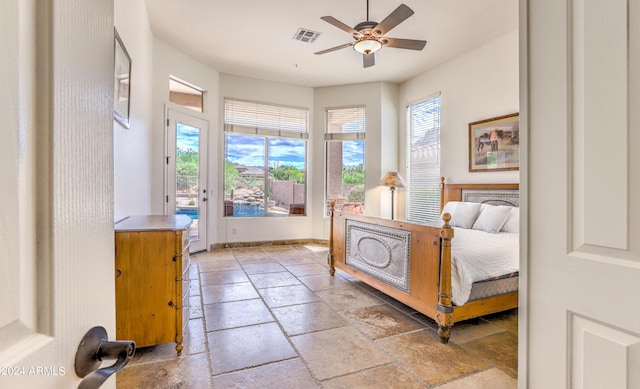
293,28,321,43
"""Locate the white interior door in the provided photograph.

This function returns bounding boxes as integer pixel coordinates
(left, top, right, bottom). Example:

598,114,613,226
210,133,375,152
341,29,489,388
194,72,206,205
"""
525,0,640,387
166,108,209,252
0,1,117,388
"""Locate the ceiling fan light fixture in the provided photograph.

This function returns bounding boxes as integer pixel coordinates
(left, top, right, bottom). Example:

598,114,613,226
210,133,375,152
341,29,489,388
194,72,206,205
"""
353,37,383,54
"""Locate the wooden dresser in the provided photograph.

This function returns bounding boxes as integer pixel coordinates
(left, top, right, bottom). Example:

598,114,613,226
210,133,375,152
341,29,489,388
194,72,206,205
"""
114,215,192,355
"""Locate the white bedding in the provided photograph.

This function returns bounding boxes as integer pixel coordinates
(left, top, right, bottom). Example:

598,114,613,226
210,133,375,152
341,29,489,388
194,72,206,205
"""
450,228,519,306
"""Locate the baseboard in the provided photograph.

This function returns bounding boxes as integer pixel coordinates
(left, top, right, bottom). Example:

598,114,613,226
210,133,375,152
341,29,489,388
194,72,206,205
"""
210,238,328,250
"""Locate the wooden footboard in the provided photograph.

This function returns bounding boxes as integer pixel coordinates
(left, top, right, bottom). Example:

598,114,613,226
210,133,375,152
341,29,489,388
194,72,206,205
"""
328,203,456,342
327,178,519,343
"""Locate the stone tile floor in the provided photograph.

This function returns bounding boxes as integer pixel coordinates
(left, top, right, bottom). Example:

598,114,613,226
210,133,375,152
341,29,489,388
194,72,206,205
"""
117,244,518,388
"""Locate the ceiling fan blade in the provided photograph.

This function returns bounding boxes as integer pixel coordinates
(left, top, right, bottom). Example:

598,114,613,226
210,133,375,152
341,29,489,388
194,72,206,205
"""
382,37,426,50
315,42,354,55
363,53,375,68
321,16,361,36
373,4,414,36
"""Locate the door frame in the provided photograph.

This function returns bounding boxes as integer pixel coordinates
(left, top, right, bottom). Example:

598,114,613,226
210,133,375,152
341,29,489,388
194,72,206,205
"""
164,104,209,252
518,0,529,387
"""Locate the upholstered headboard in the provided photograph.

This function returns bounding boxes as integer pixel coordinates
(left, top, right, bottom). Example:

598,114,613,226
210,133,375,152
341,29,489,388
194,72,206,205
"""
440,177,519,211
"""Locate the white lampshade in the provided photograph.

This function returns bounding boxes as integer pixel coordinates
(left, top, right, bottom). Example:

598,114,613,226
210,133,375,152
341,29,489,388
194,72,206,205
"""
353,38,383,54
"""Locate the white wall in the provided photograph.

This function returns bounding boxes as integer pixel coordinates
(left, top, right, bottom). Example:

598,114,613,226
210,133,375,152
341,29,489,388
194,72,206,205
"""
399,29,520,187
219,74,315,244
113,0,155,221
313,82,399,231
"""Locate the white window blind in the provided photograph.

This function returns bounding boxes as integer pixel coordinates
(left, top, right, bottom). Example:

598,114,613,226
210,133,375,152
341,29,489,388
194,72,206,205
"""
406,94,441,223
224,98,309,139
324,106,366,140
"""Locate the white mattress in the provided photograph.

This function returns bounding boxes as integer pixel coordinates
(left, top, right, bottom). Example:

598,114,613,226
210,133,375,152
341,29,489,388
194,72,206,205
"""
450,228,519,305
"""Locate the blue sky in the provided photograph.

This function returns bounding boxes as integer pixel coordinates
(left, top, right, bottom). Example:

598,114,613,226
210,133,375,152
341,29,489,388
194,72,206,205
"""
183,129,365,170
176,123,200,152
342,140,364,167
225,134,307,169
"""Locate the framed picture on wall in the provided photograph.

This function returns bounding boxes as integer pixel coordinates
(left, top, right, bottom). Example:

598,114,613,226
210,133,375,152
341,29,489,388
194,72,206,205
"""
469,113,519,172
114,28,131,128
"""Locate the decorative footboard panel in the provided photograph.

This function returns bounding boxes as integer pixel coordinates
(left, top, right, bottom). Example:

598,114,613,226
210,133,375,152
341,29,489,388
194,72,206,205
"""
345,220,411,294
329,211,443,323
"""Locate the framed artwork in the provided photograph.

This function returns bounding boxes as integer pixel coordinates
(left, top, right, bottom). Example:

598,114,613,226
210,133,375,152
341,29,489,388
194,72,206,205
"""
114,28,131,128
469,113,519,172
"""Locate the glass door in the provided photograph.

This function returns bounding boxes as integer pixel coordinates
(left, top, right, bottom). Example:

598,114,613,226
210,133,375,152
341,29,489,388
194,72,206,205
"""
166,108,208,252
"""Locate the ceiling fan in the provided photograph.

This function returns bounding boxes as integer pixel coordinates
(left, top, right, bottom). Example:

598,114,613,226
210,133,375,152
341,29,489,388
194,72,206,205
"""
315,1,427,68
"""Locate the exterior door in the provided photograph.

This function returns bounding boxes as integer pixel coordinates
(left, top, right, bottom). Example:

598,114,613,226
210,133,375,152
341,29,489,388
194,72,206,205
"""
525,0,640,387
0,1,116,388
166,108,209,252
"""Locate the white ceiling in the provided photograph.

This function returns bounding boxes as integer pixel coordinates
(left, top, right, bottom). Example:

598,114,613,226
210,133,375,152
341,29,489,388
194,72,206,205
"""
145,0,518,88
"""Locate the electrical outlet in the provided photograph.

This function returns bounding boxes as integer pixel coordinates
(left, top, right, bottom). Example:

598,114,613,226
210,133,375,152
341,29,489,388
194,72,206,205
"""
231,228,237,235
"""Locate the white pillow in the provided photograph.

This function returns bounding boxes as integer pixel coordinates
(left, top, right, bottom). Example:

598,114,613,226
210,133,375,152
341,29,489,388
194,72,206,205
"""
440,201,459,221
501,207,520,233
449,202,482,229
472,204,512,233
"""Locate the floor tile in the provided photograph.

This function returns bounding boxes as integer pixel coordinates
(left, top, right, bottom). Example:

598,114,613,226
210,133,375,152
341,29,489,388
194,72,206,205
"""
482,308,518,333
323,363,425,389
189,294,202,319
258,284,321,308
273,255,317,265
200,269,249,286
126,342,179,366
189,278,201,297
271,301,347,336
201,282,259,304
183,318,207,355
435,368,516,388
298,274,351,291
198,259,242,272
342,304,425,339
204,299,274,331
285,263,329,277
291,326,392,380
315,285,382,311
241,261,287,274
462,331,518,378
449,319,506,344
211,358,319,389
376,329,491,387
117,352,211,389
207,323,296,374
249,271,301,288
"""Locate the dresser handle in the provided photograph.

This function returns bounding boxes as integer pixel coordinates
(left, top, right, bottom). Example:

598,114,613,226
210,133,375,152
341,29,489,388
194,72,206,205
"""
168,301,174,307
115,269,122,278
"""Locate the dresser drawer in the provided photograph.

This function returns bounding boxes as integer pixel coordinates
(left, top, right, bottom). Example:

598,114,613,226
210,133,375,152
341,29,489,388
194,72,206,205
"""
181,265,190,330
181,228,190,252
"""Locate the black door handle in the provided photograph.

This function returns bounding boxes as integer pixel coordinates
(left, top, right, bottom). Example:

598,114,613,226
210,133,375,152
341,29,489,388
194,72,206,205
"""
74,326,135,389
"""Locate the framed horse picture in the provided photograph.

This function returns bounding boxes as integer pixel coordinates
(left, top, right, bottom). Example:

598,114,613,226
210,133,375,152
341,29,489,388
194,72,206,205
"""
114,28,131,129
469,113,519,172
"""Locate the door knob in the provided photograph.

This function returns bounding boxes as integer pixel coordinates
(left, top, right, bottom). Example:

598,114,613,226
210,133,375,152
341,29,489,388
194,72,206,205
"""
74,326,135,389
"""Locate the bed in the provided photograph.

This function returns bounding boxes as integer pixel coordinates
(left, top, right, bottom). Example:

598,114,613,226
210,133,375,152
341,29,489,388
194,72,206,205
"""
327,178,519,343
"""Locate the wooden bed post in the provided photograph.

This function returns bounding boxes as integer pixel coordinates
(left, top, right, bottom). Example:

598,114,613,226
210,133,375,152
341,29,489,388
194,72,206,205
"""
436,213,455,343
327,201,335,276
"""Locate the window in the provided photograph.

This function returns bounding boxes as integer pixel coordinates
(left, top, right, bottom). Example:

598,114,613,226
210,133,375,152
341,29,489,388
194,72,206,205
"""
325,106,366,216
224,99,308,217
406,93,441,223
169,77,204,112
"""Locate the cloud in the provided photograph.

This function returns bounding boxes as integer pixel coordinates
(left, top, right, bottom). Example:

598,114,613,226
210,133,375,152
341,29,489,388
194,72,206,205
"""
342,140,364,167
